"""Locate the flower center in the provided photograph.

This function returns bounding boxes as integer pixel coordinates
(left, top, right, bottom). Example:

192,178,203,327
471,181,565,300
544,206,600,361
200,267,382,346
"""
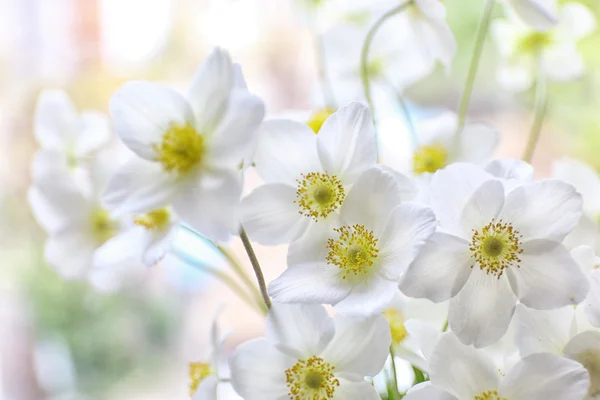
89,209,117,244
307,108,335,133
189,362,214,396
134,208,171,230
470,219,523,278
474,390,506,400
154,123,205,174
285,356,339,400
517,32,554,54
412,144,448,174
326,224,379,279
382,308,408,344
296,172,345,221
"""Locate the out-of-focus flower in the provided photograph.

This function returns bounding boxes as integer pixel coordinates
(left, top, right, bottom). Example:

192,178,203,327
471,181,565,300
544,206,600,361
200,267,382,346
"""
514,304,600,398
103,48,265,242
229,303,390,400
401,163,588,347
572,246,600,328
241,103,380,245
506,0,558,31
403,332,590,400
268,167,434,315
492,2,596,92
553,158,600,253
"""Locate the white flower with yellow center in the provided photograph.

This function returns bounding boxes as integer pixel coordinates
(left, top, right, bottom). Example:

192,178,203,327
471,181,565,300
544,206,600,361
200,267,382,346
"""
403,332,590,400
229,303,390,400
268,167,435,315
491,2,596,92
242,103,381,245
514,304,600,399
401,163,588,347
571,246,600,329
102,48,265,242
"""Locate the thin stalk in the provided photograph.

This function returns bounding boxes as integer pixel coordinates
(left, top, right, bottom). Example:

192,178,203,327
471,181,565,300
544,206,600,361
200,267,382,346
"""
455,0,496,133
216,244,265,308
315,33,337,108
522,74,548,163
442,319,449,332
412,366,427,385
239,227,272,310
389,346,402,399
396,93,418,146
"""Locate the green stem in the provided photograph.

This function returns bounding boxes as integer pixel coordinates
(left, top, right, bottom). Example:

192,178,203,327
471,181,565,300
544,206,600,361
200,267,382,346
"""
412,366,427,385
442,319,449,332
389,346,402,399
455,0,496,133
216,245,265,311
396,93,418,146
239,227,272,310
315,33,337,108
522,74,548,163
360,1,412,116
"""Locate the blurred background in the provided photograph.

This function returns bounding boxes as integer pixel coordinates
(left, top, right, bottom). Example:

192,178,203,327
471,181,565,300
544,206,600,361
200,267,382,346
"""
1,0,600,399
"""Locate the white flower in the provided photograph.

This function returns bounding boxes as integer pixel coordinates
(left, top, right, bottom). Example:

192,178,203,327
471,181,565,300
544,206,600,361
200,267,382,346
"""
492,2,596,92
553,158,600,253
404,332,590,400
400,163,588,347
506,0,558,31
230,303,390,400
241,102,381,245
268,166,435,315
484,158,534,191
572,246,600,328
102,48,265,242
514,304,600,398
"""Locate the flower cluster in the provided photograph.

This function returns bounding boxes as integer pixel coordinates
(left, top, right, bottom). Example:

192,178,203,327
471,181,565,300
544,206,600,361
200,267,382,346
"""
28,0,600,399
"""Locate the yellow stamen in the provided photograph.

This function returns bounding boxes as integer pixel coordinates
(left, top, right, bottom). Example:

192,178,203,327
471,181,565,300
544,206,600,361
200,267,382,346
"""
189,362,214,396
296,172,345,221
154,123,205,174
470,219,523,278
307,108,335,134
285,356,339,400
383,308,408,344
89,209,117,244
326,224,379,279
412,144,448,174
474,390,506,400
516,32,554,55
134,208,171,230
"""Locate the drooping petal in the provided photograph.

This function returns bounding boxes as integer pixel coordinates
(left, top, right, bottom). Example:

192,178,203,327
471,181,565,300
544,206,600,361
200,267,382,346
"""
34,89,78,152
229,338,294,400
429,333,501,399
317,103,377,183
485,159,534,188
459,179,505,235
400,232,473,303
514,304,575,357
241,183,309,245
321,314,391,377
404,382,458,400
508,0,558,31
173,168,242,242
75,111,112,157
500,352,590,400
507,240,589,309
332,377,381,400
563,331,600,396
449,268,517,348
110,81,194,160
334,275,399,316
266,303,335,358
102,157,178,216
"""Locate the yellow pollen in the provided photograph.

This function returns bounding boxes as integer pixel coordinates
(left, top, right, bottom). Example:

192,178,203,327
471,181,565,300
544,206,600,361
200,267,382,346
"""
189,362,214,396
285,356,339,400
470,219,523,278
307,108,335,133
295,172,345,221
382,308,408,344
326,224,379,279
412,144,448,174
154,123,205,174
134,208,171,230
89,209,117,244
516,32,554,54
474,390,506,400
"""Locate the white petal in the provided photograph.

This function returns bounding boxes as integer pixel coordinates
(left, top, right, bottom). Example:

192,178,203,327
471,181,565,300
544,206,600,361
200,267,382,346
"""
552,158,600,215
507,240,589,309
587,271,600,327
334,276,399,316
499,179,583,242
241,184,309,245
485,159,534,184
252,119,321,185
400,232,473,303
459,179,504,235
91,228,144,270
317,103,377,183
571,245,598,275
563,331,600,396
496,61,534,92
322,314,391,376
429,333,501,398
514,304,574,357
449,268,517,348
192,375,217,400
142,224,178,266
378,203,437,280
508,0,558,31
173,168,242,242
332,378,381,400
404,319,442,363
75,111,112,157
31,149,71,184
28,183,89,234
542,43,585,83
404,382,457,400
45,225,97,279
456,123,499,164
559,2,596,41
110,81,194,159
187,48,234,133
563,216,600,251
229,338,293,400
102,158,178,215
500,352,590,400
266,303,335,358
34,89,78,151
